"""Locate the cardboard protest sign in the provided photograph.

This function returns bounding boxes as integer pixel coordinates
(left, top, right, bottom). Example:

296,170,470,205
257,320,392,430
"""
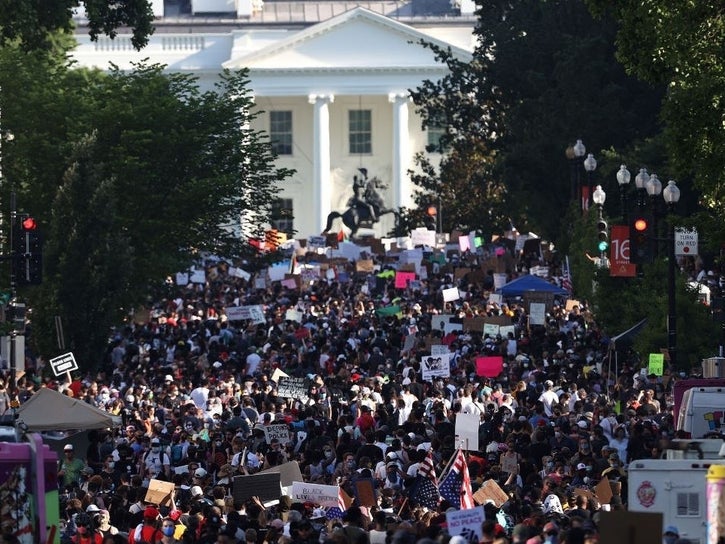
594,478,613,505
278,377,309,402
356,259,374,273
421,353,451,381
264,424,291,445
233,472,281,503
565,299,581,311
473,479,509,508
598,511,662,544
354,479,377,507
446,506,485,543
290,482,341,508
259,461,304,488
500,452,518,475
475,356,503,378
145,479,175,506
454,412,480,451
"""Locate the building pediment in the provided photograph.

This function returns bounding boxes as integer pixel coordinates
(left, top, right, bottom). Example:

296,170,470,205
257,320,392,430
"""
224,7,472,72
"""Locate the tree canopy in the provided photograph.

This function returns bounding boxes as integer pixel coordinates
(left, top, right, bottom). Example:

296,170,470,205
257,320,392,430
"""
0,50,292,364
0,0,154,50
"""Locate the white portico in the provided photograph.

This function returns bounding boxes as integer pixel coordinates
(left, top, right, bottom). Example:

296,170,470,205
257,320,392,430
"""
71,7,473,237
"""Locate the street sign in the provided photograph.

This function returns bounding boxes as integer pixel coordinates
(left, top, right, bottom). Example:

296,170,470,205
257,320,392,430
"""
674,227,698,256
610,225,636,277
49,352,78,377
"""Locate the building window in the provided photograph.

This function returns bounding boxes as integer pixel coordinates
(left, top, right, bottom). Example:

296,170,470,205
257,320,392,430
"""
271,198,294,235
427,124,447,152
270,111,292,155
349,109,372,154
676,492,699,517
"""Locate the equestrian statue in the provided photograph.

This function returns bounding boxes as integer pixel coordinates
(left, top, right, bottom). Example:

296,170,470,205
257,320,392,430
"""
322,168,399,238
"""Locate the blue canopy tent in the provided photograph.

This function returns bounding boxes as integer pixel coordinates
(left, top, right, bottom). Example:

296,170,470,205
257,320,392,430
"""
496,274,569,297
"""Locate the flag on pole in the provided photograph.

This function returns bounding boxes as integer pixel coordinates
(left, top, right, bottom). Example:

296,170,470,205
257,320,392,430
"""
562,255,573,294
439,449,474,510
410,450,439,508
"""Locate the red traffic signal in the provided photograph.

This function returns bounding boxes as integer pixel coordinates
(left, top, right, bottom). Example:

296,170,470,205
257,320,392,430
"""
21,216,37,231
633,217,648,232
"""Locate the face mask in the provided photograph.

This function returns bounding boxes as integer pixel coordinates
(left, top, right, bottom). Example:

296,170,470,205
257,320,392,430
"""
107,462,115,469
586,466,593,472
215,441,222,447
152,446,161,453
162,526,175,537
325,451,333,459
346,461,355,469
664,537,677,544
554,432,561,438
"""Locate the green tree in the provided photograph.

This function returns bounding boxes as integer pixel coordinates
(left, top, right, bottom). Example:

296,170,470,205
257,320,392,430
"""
410,0,664,243
5,62,292,364
0,0,154,50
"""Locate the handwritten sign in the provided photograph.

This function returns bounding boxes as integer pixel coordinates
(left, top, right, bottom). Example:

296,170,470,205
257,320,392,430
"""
277,377,309,402
264,424,291,445
472,479,508,508
447,506,485,543
431,345,449,356
290,482,341,508
648,353,664,376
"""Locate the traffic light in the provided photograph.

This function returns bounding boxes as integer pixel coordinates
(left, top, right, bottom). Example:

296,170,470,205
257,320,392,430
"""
596,218,608,252
629,213,654,264
13,214,42,285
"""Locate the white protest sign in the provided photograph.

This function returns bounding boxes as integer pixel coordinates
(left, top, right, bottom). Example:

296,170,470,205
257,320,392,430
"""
529,302,546,326
290,482,341,508
50,352,79,377
285,309,302,323
493,273,507,290
499,325,516,338
432,315,452,331
483,323,500,337
228,267,251,281
444,321,463,334
264,424,291,445
431,345,449,356
254,275,267,290
225,305,266,325
307,235,326,249
189,269,206,284
421,353,451,381
175,272,189,285
443,287,460,302
454,411,480,451
268,264,288,282
446,506,485,543
488,293,502,305
410,228,436,247
674,227,698,256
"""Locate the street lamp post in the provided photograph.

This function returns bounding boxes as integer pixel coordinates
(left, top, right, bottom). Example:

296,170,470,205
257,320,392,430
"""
616,164,631,221
663,179,681,369
634,168,650,209
646,173,662,257
573,139,586,210
593,184,607,265
584,153,597,210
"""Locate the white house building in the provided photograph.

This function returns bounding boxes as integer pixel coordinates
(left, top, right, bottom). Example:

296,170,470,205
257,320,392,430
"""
71,1,475,238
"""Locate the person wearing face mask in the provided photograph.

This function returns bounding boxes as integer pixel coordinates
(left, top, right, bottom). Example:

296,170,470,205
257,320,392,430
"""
142,439,171,481
71,512,102,544
160,517,181,543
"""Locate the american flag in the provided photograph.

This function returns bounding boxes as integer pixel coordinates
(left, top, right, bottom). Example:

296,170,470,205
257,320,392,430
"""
325,488,348,519
410,451,439,509
562,255,573,294
439,449,474,510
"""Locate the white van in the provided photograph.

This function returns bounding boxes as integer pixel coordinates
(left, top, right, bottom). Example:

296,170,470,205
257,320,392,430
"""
677,387,725,438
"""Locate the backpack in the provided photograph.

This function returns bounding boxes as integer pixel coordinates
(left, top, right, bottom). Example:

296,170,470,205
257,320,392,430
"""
170,444,184,466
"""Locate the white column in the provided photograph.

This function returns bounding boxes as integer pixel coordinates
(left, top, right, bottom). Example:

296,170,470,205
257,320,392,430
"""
389,93,411,211
309,94,334,234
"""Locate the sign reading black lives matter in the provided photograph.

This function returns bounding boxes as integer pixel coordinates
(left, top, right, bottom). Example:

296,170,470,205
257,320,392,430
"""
277,377,309,402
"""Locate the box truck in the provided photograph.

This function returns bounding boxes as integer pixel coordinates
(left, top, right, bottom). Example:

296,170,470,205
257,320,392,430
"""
677,387,725,438
628,456,725,544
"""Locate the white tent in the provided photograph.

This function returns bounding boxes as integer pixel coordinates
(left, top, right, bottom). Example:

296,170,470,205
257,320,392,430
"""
16,387,121,431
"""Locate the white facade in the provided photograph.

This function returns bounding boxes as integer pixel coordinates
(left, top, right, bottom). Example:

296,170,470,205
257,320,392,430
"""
71,7,474,237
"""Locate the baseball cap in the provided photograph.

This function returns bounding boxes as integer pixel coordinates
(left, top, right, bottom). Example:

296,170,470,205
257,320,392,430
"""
63,444,74,451
664,526,679,536
190,485,204,498
143,506,160,519
576,463,586,470
194,467,208,478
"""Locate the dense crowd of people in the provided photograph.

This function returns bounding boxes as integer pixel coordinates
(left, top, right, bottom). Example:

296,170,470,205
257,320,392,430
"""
2,245,723,544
